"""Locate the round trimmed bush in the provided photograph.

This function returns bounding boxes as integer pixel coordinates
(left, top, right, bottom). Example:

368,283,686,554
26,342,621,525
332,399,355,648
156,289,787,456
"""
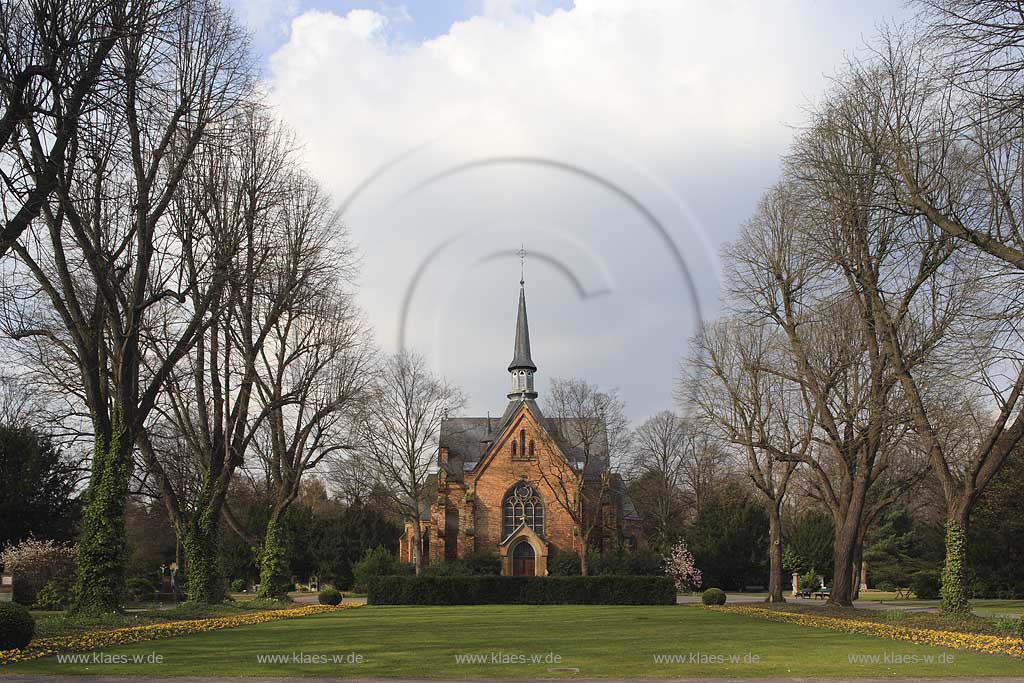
701,587,727,606
230,578,246,593
0,602,35,650
318,588,342,606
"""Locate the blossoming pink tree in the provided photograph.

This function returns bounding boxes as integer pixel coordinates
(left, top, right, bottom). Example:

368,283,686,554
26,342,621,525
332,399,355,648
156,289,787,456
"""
664,541,702,593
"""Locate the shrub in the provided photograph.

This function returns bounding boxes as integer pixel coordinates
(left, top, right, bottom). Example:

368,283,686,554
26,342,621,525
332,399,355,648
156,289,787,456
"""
798,572,822,591
32,577,71,611
0,537,76,606
702,587,727,605
0,602,35,650
125,577,156,603
912,571,941,600
230,578,246,593
664,542,702,592
352,547,411,593
462,550,501,575
318,588,342,605
876,580,896,593
367,575,676,605
547,550,581,576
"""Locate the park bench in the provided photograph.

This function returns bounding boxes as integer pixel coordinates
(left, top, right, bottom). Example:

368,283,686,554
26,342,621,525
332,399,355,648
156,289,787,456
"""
794,589,813,598
893,586,912,600
813,589,831,600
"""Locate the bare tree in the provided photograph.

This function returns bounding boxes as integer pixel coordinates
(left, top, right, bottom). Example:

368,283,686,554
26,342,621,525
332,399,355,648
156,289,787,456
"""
354,350,464,574
0,0,252,612
626,411,690,546
688,318,806,602
253,231,373,598
135,111,332,603
725,182,910,606
539,377,628,576
804,43,1024,613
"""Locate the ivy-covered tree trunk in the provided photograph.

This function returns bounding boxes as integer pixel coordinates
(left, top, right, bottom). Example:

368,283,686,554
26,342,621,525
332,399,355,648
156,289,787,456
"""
940,512,971,616
183,507,225,604
257,512,292,599
72,416,131,614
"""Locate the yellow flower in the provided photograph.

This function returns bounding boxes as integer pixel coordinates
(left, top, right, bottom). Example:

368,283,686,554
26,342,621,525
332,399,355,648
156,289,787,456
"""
709,605,1024,659
0,603,361,666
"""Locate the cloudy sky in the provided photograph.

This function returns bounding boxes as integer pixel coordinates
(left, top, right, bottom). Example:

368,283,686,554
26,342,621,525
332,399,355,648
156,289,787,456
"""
227,0,912,421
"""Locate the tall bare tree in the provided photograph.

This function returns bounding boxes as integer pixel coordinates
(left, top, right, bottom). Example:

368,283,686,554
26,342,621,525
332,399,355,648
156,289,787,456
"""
806,42,1024,613
626,411,690,546
0,0,252,612
688,318,806,602
539,377,628,576
135,111,331,603
354,350,464,574
253,222,372,598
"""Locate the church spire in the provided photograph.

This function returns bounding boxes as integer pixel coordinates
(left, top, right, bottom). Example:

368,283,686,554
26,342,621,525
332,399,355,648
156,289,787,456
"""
507,254,537,400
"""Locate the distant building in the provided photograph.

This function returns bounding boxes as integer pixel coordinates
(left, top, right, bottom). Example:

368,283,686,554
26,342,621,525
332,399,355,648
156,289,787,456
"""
399,278,641,575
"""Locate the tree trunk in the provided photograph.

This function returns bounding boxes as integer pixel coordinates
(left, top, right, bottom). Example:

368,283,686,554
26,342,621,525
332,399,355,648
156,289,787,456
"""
411,519,423,575
766,503,786,602
579,528,590,576
183,506,225,604
258,509,292,599
940,507,971,616
850,536,863,601
828,515,859,607
72,416,131,614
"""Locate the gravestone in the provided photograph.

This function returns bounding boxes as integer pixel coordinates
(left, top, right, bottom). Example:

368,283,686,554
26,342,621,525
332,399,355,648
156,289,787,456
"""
0,574,12,602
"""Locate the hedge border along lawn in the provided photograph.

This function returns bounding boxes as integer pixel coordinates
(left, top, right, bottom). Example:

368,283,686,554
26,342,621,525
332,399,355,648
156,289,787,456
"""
366,575,676,605
716,605,1024,659
0,603,361,666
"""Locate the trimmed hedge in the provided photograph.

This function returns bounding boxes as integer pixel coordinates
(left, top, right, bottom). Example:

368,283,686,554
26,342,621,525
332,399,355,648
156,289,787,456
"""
367,575,676,605
318,588,342,605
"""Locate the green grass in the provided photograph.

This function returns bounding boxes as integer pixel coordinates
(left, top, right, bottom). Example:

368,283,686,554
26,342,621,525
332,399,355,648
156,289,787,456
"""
5,604,1022,678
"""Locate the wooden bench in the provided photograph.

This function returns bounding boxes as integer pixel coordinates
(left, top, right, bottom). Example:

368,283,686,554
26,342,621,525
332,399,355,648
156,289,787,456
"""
813,589,831,600
794,589,813,598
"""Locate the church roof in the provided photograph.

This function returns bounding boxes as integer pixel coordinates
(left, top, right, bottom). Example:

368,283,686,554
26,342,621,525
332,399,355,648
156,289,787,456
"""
439,401,610,482
508,284,536,372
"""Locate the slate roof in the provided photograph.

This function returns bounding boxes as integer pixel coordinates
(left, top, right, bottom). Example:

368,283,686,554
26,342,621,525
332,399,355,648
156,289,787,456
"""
508,285,536,371
439,400,610,482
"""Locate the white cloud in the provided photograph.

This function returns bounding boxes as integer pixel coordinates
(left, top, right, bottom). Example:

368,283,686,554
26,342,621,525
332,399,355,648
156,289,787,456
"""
263,0,907,420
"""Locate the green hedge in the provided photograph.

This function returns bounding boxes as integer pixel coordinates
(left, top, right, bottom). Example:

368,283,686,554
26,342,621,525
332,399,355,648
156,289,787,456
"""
366,575,676,605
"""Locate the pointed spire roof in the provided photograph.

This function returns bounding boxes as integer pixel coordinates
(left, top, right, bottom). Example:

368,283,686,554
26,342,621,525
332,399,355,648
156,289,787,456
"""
508,281,536,372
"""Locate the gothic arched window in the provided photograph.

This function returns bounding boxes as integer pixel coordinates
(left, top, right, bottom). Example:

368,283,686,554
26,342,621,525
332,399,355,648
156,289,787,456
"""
511,441,517,457
529,439,535,457
502,482,544,539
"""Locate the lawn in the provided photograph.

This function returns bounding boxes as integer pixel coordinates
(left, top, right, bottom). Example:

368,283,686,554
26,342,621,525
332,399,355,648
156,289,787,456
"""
5,604,1023,678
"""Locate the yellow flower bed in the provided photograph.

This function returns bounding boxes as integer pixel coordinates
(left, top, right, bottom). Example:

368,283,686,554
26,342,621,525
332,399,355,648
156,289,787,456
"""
714,605,1024,659
0,603,361,666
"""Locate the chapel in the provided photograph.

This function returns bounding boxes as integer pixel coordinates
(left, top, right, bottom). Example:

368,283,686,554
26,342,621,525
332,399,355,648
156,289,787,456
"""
399,277,642,575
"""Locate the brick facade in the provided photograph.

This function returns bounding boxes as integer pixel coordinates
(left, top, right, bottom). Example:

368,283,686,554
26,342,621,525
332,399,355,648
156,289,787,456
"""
398,280,641,573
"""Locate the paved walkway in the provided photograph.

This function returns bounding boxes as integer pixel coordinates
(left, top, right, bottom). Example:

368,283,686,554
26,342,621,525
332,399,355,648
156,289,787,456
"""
675,594,937,610
4,676,1024,683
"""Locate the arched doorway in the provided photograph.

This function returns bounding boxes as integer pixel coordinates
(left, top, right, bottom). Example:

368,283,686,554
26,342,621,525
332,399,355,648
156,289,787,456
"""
511,541,536,576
